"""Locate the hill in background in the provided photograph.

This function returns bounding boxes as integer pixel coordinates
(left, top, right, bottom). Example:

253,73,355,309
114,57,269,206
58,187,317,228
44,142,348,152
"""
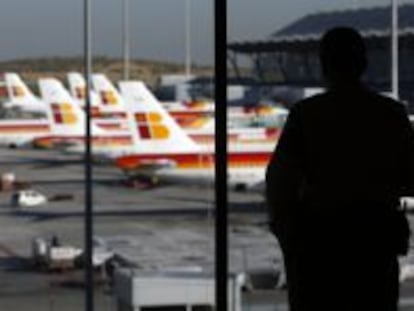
0,56,214,91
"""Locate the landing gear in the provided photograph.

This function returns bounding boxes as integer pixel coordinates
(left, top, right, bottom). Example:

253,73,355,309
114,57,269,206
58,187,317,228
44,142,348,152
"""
124,175,160,189
234,183,247,192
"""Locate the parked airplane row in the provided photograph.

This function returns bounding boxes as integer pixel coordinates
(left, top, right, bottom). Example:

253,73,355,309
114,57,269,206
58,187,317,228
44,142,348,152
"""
4,72,288,136
0,73,288,190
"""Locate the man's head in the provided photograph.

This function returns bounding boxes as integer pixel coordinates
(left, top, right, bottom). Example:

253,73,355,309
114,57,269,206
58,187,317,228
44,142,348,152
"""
320,27,367,86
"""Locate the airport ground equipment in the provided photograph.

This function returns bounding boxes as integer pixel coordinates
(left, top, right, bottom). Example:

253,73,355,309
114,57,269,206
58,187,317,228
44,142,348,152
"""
32,236,114,272
10,190,47,207
75,237,114,269
32,236,82,271
114,269,244,311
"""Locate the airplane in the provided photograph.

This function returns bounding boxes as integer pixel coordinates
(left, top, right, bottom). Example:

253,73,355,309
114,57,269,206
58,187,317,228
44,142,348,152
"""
128,81,281,151
0,74,55,148
0,75,127,150
228,103,289,129
0,118,50,148
91,73,215,135
33,77,194,160
67,72,128,132
161,99,215,130
162,98,215,113
153,85,288,131
67,72,101,109
33,78,134,156
90,73,284,150
114,81,272,190
91,73,128,119
90,73,279,136
3,73,48,115
30,78,273,189
75,72,287,132
166,100,288,131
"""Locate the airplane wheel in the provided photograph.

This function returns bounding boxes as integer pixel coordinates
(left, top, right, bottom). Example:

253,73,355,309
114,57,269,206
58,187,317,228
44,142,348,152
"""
234,184,247,192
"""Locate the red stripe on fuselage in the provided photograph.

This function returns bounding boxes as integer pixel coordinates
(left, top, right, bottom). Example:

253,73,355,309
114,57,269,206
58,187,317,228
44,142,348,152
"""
94,122,126,131
0,124,50,133
33,135,132,148
169,111,212,118
91,111,127,119
189,131,279,145
115,152,271,170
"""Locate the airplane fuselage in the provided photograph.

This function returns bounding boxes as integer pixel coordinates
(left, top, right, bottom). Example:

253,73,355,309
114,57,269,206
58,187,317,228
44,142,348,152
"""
0,120,50,147
115,150,271,189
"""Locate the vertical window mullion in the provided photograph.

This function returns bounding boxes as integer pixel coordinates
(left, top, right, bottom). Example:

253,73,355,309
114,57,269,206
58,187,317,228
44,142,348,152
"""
214,0,228,310
84,0,94,310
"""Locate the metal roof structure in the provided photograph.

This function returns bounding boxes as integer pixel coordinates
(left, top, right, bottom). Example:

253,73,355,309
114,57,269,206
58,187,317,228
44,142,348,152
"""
228,4,414,53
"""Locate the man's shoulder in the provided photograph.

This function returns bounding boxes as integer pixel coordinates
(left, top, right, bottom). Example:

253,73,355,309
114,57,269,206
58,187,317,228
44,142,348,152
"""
296,93,327,106
293,90,406,113
291,93,330,113
366,92,407,115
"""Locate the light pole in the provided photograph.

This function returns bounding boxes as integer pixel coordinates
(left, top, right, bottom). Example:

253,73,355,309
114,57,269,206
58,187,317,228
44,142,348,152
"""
185,0,192,77
83,0,94,310
123,0,130,80
391,0,399,100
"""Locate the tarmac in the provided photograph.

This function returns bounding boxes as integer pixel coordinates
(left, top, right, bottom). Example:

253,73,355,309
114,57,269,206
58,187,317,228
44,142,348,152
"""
0,147,414,310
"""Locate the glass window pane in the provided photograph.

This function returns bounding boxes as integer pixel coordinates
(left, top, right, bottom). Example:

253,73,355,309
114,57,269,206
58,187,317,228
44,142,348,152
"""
1,0,216,310
0,0,87,310
94,1,216,311
228,1,411,310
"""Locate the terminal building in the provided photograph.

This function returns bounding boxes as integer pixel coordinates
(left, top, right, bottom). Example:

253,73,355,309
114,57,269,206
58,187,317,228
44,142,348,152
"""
228,4,414,111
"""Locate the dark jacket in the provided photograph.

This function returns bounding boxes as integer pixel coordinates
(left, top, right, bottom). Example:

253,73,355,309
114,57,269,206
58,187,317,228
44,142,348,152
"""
266,86,414,255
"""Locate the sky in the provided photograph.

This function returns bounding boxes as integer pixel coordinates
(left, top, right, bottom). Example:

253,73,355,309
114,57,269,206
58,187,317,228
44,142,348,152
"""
0,0,410,65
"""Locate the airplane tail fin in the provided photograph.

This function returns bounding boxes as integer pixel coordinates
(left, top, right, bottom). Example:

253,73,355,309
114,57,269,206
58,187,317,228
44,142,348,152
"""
119,81,201,154
91,74,126,113
4,73,37,103
4,73,47,115
67,72,100,108
38,78,105,136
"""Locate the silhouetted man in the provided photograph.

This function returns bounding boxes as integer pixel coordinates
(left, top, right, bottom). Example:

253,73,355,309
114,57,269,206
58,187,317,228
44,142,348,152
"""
266,27,413,311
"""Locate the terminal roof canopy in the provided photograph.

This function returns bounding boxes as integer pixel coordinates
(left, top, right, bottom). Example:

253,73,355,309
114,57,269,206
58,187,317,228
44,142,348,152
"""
228,4,414,53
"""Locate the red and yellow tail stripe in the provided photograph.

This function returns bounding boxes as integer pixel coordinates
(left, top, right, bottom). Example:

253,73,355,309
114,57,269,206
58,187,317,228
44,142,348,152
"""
51,103,78,124
100,90,118,105
134,112,170,140
11,86,25,97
